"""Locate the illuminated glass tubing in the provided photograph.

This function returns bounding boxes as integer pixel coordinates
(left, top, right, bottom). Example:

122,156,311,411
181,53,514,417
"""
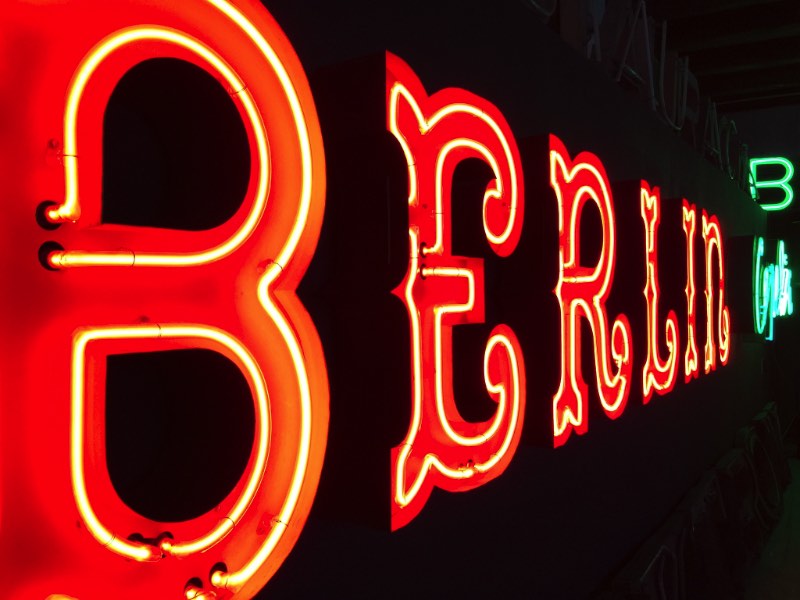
754,236,794,340
71,325,271,562
388,81,522,256
549,135,632,447
701,212,731,372
393,230,523,509
640,183,679,401
749,156,794,211
387,52,525,530
682,201,700,382
48,26,269,267
48,0,324,594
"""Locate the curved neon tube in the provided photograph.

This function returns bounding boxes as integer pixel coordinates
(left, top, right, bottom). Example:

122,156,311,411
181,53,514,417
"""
51,0,317,275
753,236,768,336
776,241,794,319
640,184,678,401
425,266,507,446
682,201,699,382
71,325,270,561
754,237,794,341
550,140,632,445
203,0,317,589
392,229,522,509
56,0,320,591
49,26,270,268
387,55,524,526
750,156,794,211
388,83,520,252
701,211,731,371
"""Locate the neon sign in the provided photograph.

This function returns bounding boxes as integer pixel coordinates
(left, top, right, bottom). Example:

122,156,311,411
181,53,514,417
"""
2,0,327,597
387,53,526,531
383,55,735,523
548,148,729,446
754,237,794,340
549,135,633,448
640,183,679,401
750,156,794,211
682,201,701,382
702,211,731,372
2,0,746,594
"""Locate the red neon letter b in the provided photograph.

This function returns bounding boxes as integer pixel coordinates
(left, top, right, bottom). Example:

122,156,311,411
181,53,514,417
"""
1,1,327,597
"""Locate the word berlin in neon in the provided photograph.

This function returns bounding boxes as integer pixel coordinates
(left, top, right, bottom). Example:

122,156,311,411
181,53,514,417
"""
2,0,733,597
386,53,730,530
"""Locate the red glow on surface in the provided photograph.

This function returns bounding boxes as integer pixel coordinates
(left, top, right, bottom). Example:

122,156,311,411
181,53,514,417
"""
702,211,732,372
682,200,700,383
640,182,679,402
387,53,526,530
549,135,633,448
1,0,327,598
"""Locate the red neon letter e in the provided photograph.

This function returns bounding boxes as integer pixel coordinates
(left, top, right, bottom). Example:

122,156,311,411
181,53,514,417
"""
387,53,526,530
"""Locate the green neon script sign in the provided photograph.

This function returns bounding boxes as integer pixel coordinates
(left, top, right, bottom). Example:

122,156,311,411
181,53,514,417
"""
750,156,794,211
754,237,794,340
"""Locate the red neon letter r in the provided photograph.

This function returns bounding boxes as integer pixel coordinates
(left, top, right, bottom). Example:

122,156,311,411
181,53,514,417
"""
550,135,633,448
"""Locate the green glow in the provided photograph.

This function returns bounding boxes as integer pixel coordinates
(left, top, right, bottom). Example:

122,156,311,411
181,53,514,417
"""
750,156,794,211
753,237,768,335
776,240,794,318
753,236,794,340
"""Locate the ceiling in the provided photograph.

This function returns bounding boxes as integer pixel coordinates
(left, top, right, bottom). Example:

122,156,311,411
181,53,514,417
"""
650,0,800,112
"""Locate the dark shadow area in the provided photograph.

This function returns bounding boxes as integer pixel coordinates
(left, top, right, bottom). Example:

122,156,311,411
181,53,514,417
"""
103,58,250,230
106,349,255,523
